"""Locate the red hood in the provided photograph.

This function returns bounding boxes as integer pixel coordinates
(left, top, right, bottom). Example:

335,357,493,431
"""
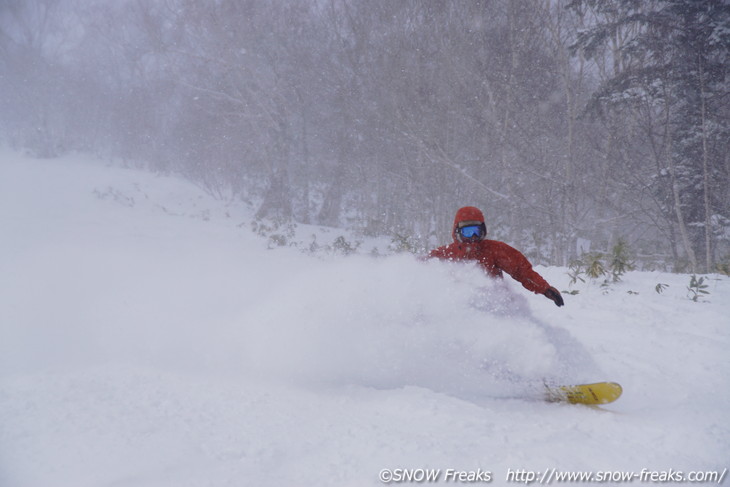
452,206,486,242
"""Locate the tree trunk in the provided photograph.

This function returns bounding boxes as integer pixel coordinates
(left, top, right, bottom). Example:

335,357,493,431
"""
667,134,698,273
698,55,713,273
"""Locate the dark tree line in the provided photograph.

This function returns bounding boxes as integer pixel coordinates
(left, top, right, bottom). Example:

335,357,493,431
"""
570,0,730,272
1,0,728,271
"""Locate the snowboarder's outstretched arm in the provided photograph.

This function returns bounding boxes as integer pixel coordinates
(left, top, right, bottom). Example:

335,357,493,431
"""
493,242,564,307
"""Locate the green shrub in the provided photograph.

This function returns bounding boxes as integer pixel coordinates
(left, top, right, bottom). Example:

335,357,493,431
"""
687,275,710,302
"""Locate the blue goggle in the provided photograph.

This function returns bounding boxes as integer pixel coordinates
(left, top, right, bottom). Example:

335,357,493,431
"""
458,224,484,239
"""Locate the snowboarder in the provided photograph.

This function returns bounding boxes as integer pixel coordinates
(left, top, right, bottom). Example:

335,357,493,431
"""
428,206,564,307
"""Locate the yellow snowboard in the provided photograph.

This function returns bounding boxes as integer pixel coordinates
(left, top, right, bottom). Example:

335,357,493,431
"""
544,381,623,405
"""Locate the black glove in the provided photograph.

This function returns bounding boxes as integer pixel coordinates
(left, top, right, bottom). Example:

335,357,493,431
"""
544,286,564,307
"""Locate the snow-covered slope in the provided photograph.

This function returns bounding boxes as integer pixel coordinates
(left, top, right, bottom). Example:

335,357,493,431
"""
1,151,728,486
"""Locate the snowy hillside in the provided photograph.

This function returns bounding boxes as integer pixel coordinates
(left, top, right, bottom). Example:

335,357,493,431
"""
1,150,728,487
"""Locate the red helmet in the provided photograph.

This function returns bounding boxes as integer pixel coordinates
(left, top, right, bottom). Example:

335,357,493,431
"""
452,206,487,243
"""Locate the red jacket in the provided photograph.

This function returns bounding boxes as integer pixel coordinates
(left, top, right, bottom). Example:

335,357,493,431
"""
428,207,550,295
